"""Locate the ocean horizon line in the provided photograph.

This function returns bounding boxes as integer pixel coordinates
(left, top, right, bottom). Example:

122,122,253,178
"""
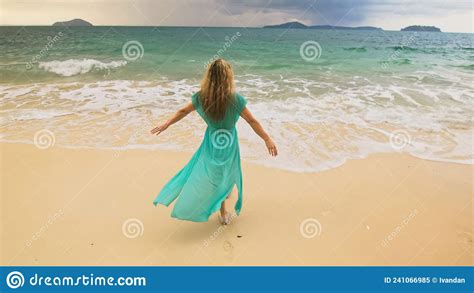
0,24,471,34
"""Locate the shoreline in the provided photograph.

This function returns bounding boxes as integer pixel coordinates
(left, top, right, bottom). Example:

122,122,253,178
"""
1,142,472,266
2,73,472,173
0,139,472,174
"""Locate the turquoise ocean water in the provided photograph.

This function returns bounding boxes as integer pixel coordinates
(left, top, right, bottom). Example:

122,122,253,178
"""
1,27,473,171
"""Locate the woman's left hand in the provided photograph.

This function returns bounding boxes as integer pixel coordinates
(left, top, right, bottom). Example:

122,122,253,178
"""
150,122,169,135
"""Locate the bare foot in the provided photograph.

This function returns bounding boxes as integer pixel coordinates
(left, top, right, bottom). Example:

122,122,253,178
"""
218,212,231,225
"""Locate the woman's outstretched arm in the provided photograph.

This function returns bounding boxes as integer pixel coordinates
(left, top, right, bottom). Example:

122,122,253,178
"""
150,102,195,135
240,107,278,156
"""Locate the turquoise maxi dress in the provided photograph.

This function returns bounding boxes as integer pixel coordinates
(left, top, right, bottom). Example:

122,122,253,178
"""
153,92,247,222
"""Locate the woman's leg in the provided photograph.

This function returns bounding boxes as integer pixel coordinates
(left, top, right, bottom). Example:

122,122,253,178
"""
220,187,235,217
220,200,227,218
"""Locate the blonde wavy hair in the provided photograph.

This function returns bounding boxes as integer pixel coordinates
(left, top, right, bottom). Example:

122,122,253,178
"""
199,59,236,121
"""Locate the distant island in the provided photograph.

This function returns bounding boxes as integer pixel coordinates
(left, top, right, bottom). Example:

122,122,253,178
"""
401,25,441,32
53,18,93,27
263,21,382,31
265,21,307,29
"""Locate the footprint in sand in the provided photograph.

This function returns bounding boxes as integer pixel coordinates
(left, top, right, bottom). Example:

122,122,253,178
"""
223,240,234,261
457,231,473,254
321,207,334,216
321,210,332,216
223,240,234,252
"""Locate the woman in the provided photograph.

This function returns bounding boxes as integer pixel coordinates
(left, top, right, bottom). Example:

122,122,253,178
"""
151,59,277,224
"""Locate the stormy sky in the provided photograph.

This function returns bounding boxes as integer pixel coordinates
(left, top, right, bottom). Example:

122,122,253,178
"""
1,0,472,33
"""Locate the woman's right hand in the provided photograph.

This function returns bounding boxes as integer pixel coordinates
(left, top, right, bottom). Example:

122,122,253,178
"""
150,121,169,135
265,138,278,157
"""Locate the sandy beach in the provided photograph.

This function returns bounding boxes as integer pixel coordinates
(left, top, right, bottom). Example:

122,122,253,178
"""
1,142,472,266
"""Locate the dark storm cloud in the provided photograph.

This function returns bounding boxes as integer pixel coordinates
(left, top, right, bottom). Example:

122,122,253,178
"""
217,0,473,26
219,0,377,25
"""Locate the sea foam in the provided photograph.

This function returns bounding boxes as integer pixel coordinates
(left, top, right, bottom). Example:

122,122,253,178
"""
0,75,472,172
38,59,127,77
